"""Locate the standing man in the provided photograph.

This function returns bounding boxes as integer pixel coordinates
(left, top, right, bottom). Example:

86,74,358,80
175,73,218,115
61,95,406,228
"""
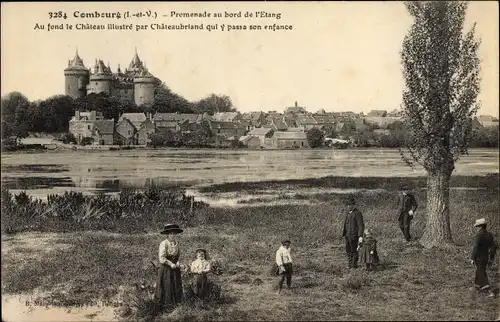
342,196,365,269
398,185,418,242
470,218,497,298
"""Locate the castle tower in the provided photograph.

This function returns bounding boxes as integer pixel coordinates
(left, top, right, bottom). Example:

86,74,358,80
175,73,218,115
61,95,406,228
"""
134,68,156,107
129,49,156,107
64,49,89,99
88,59,113,95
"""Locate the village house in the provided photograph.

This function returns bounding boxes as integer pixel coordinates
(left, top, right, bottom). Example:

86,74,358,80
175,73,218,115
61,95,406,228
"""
387,109,403,117
367,110,388,117
118,113,151,129
153,112,206,134
212,112,240,122
312,113,337,128
364,116,402,129
283,114,298,127
137,119,156,145
114,117,137,145
247,127,274,147
477,115,499,128
263,119,288,131
295,114,320,131
269,131,309,149
209,120,247,138
240,111,266,128
69,110,114,145
238,135,261,149
285,101,307,114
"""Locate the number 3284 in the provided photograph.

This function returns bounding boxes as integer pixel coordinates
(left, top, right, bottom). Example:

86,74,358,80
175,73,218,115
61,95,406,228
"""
49,11,67,19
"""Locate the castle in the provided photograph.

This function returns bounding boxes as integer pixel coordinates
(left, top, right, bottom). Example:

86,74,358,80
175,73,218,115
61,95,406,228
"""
64,48,160,107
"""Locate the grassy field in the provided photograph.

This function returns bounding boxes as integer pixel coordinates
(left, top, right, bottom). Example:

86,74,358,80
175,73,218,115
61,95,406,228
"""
2,181,499,321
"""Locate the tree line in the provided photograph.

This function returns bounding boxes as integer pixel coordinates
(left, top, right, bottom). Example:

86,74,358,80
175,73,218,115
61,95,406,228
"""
1,83,236,138
305,121,498,149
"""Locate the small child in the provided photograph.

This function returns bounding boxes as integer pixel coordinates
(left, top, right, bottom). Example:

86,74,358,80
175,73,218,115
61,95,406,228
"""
358,229,380,271
190,248,211,299
275,240,293,294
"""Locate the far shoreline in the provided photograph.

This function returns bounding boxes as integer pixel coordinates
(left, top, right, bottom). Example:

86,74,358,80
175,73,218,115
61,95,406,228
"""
2,146,499,155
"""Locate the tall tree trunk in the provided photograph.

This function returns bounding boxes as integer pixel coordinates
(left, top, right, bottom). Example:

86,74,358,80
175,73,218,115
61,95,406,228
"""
420,169,454,248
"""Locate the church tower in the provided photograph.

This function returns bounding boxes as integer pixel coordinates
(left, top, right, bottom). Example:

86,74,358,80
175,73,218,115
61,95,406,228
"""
64,49,89,99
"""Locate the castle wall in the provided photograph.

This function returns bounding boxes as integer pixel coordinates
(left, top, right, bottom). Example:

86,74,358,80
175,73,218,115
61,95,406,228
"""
65,71,89,99
112,84,135,102
88,77,113,95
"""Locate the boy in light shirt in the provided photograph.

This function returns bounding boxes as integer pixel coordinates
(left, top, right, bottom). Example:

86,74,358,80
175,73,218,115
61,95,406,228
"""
190,248,211,299
275,240,293,294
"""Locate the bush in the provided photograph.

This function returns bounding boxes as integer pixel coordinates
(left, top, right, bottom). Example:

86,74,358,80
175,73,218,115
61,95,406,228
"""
56,132,77,144
0,188,209,234
80,137,94,146
306,128,324,148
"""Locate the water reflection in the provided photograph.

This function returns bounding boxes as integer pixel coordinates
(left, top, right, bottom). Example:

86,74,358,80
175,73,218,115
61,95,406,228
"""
1,149,498,199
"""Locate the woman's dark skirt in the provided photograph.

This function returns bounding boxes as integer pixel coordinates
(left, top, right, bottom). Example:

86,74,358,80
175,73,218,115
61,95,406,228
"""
155,264,183,307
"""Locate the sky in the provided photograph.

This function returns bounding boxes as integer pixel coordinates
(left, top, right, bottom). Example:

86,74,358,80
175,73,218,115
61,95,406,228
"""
1,1,498,116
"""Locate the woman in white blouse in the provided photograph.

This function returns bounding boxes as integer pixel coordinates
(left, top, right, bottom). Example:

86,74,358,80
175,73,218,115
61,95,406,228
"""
190,248,211,299
154,224,184,308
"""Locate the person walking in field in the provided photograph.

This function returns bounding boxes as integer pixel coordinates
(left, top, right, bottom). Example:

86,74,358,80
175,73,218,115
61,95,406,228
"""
155,224,184,308
275,240,293,294
190,248,211,300
358,228,380,271
470,218,497,298
342,196,365,269
398,185,418,242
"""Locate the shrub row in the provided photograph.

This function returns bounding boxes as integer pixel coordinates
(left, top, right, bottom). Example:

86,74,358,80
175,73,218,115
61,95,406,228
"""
1,188,208,234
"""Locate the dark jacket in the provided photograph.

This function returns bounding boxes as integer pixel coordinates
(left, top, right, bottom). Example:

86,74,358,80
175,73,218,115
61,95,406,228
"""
342,208,365,239
471,228,498,264
359,236,380,264
399,193,418,216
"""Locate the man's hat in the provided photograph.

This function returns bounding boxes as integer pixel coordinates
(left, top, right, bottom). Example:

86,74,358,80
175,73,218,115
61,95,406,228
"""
474,218,487,227
345,195,356,205
281,240,291,245
401,184,410,191
160,223,183,235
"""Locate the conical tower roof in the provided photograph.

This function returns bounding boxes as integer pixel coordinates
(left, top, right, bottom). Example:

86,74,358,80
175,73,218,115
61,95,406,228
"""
66,48,87,71
128,47,145,72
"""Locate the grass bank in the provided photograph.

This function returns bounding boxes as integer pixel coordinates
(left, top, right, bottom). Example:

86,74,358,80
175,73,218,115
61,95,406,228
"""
198,173,500,194
2,187,499,321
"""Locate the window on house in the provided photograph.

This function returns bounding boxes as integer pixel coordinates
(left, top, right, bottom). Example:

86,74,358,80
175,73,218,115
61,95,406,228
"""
128,130,131,135
88,125,91,130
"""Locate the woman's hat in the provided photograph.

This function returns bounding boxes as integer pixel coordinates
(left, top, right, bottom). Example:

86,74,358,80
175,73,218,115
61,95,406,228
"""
160,223,183,235
281,240,291,246
474,218,487,227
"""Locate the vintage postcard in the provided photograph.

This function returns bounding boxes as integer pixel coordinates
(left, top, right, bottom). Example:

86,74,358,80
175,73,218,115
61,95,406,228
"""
1,1,499,321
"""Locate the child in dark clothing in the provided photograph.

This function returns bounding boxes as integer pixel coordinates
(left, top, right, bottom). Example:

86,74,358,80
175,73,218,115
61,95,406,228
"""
358,229,380,271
